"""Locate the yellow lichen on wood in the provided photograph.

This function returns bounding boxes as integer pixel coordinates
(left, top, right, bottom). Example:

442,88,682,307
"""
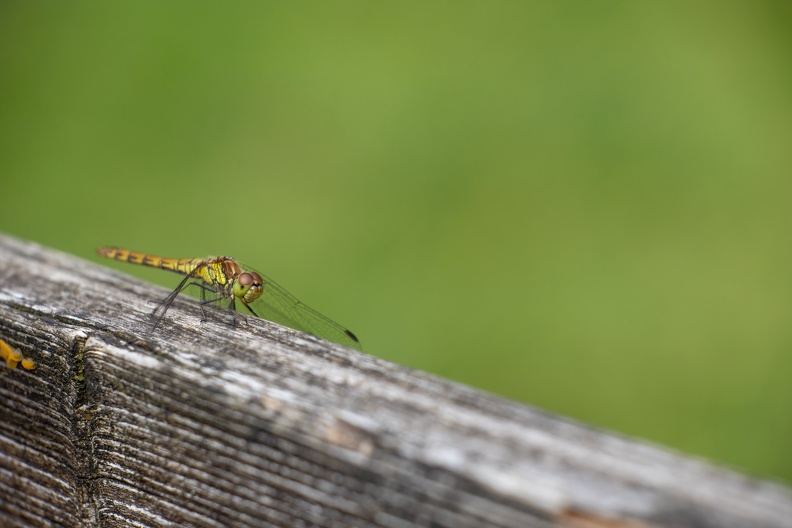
9,348,22,362
0,337,35,371
0,339,15,361
21,358,36,370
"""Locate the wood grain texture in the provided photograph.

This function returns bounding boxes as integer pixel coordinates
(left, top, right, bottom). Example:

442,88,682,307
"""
0,234,790,528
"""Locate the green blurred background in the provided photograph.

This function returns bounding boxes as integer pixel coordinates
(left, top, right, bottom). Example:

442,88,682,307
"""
1,2,790,483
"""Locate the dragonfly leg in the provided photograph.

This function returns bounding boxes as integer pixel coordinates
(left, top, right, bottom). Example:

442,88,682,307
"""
227,297,250,327
149,273,247,330
228,297,237,327
187,282,229,323
150,273,199,329
198,283,213,322
242,302,259,317
198,294,229,323
240,303,258,326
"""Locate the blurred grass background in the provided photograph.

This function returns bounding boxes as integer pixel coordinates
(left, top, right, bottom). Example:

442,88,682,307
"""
1,2,790,483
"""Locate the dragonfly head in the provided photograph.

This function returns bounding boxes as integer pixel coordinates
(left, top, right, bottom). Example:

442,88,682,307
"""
234,271,264,304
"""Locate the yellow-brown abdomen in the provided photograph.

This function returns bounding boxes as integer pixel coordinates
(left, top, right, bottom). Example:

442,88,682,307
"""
97,247,202,276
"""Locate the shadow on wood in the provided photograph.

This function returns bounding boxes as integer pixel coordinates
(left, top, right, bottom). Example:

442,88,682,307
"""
1,235,791,527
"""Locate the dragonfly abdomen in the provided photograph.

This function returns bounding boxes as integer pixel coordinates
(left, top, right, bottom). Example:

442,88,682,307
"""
97,247,201,276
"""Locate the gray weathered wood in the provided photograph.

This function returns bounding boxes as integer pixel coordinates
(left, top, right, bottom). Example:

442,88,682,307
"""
0,234,790,528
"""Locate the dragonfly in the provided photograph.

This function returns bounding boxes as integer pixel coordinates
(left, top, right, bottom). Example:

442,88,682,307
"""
96,247,361,350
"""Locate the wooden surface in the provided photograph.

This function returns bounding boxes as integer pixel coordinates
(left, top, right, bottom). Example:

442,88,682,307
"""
0,234,791,528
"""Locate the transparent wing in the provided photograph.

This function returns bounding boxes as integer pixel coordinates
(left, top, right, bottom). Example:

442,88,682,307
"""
245,267,362,350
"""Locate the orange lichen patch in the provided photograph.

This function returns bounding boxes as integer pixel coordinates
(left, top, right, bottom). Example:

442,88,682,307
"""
0,338,35,371
0,339,18,361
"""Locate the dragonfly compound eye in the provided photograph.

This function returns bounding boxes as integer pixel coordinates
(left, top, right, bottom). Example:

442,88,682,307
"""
235,272,264,301
242,272,264,303
233,273,255,298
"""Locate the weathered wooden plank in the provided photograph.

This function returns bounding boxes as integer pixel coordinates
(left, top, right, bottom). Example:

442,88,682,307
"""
0,234,790,528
